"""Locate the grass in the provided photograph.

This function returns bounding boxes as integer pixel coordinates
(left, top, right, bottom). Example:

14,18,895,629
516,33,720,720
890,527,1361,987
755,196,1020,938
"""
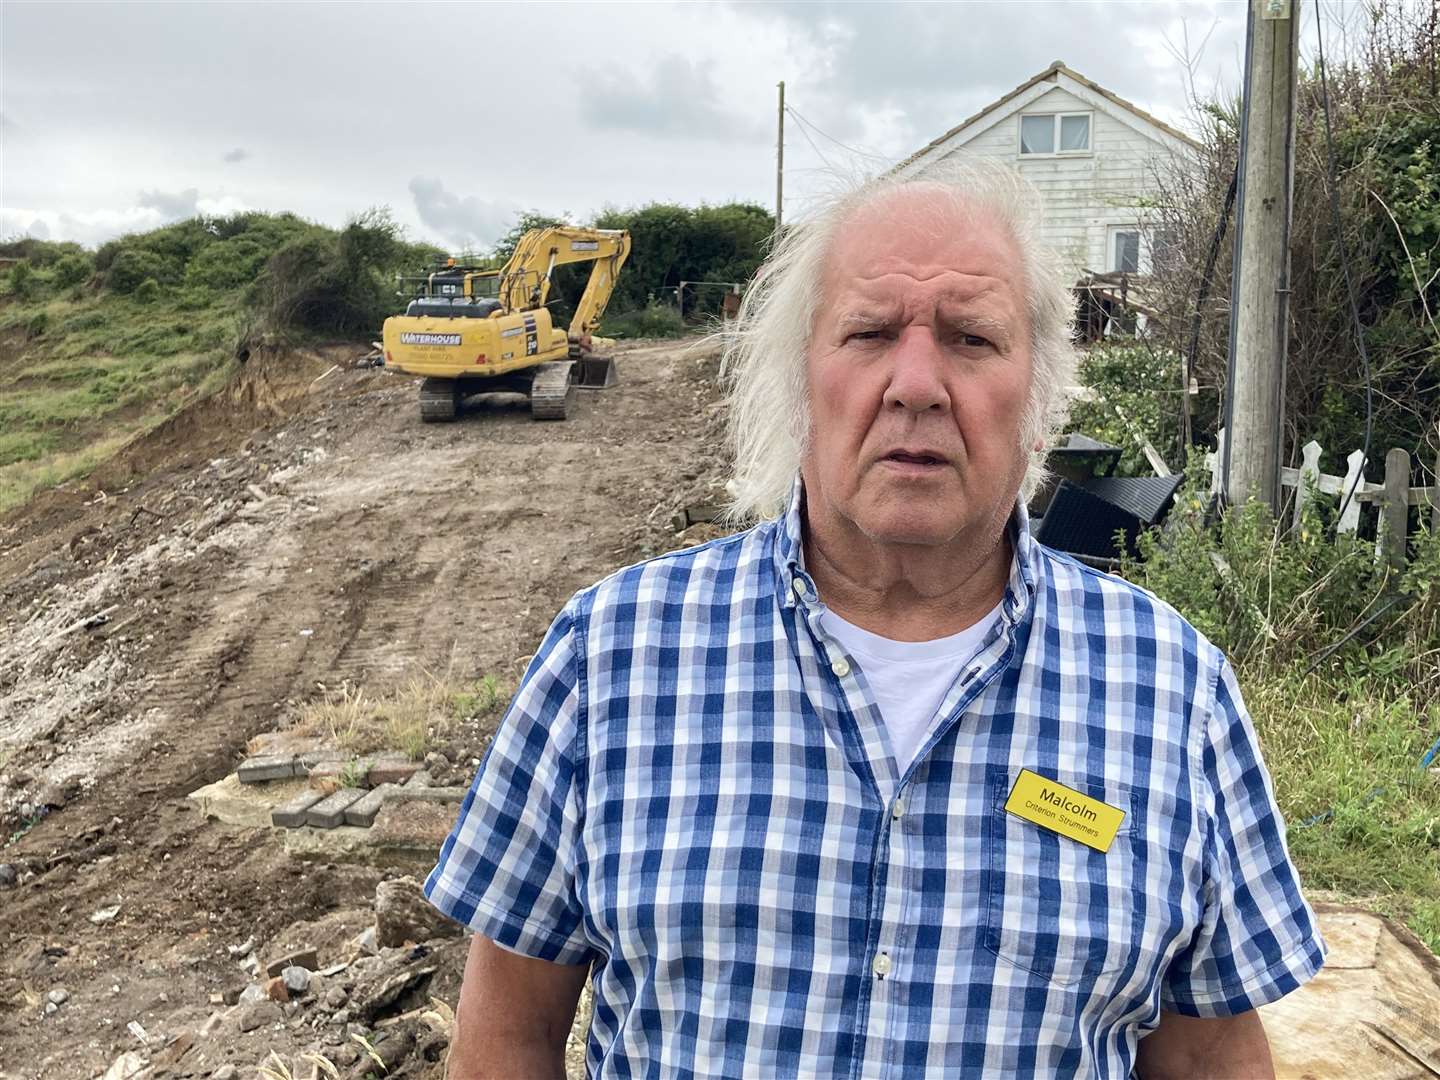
294,670,506,762
0,285,238,512
1249,672,1440,950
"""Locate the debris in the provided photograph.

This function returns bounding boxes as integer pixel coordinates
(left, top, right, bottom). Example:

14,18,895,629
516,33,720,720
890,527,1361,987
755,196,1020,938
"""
90,903,122,924
325,985,349,1009
238,984,266,1006
310,363,341,386
266,947,319,977
240,953,260,976
282,965,312,997
265,976,290,1003
376,876,462,948
126,1019,149,1044
237,1000,283,1033
100,1050,146,1080
47,987,69,1006
213,1066,238,1080
227,936,256,958
0,863,17,888
47,603,121,643
300,628,314,637
353,926,379,957
353,962,438,1023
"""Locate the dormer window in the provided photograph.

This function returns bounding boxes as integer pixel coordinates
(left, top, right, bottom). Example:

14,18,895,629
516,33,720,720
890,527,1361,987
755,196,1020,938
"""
1019,112,1091,155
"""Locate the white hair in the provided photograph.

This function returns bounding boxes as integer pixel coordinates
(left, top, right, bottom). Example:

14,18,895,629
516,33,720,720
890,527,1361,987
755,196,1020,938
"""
720,158,1078,521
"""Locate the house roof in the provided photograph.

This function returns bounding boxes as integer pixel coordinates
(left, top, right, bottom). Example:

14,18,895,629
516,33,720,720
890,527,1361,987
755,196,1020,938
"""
894,60,1201,173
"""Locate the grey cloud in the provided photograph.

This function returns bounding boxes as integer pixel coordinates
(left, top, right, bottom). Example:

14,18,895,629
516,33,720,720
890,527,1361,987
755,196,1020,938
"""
579,54,764,141
736,2,1238,148
137,187,200,221
222,147,249,163
26,218,51,240
409,176,519,251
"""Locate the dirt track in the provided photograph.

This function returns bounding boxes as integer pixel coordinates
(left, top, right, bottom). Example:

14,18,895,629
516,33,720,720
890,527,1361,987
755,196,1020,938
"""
0,339,727,1078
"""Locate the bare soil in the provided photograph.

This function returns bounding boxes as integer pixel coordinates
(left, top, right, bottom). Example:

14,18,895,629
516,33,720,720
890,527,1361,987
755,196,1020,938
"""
0,339,729,1078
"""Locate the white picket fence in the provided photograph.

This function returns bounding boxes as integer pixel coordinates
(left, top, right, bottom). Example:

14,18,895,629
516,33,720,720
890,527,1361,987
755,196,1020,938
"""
1204,429,1440,572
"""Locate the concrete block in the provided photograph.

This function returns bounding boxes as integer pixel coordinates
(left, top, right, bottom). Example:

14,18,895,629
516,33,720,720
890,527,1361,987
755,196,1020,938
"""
304,788,365,829
237,754,298,784
343,784,398,828
271,789,326,829
305,757,352,794
367,756,419,787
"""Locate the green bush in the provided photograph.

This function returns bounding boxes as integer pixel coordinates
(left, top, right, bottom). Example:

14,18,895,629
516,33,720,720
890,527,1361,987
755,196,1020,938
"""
602,302,687,339
51,252,93,288
26,310,49,338
134,278,162,304
108,249,174,293
1066,343,1186,475
1124,479,1439,695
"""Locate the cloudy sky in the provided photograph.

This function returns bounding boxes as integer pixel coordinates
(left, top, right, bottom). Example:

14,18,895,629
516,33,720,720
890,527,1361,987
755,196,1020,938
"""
0,1,1359,252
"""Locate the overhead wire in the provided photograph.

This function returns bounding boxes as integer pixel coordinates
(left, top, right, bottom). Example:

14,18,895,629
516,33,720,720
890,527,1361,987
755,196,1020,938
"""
785,110,843,174
784,106,889,163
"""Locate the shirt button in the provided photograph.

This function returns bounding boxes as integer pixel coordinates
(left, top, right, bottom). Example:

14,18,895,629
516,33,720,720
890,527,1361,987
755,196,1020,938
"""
792,578,808,601
831,657,851,678
873,952,892,978
891,798,905,820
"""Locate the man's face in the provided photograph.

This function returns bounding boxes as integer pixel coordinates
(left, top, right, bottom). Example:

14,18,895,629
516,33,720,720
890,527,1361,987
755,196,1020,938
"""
800,192,1036,551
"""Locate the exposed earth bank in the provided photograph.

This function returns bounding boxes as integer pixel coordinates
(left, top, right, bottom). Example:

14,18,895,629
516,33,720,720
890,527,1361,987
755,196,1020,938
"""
0,339,729,1078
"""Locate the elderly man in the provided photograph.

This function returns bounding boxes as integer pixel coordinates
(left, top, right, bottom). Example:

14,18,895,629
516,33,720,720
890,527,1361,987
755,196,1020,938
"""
425,164,1323,1078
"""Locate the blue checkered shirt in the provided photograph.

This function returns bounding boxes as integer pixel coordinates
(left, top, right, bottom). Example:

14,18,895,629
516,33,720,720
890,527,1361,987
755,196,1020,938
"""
426,491,1324,1078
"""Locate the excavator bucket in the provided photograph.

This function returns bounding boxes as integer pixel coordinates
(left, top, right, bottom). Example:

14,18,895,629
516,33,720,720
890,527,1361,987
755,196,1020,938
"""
575,353,619,389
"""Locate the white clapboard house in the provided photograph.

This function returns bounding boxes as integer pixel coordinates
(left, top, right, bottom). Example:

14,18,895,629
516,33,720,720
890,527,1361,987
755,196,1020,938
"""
894,61,1200,283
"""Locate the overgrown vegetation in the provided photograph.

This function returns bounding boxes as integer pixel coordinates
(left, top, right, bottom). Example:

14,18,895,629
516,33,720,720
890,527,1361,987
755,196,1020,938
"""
1119,477,1440,950
294,671,506,763
1144,1,1439,474
0,211,440,513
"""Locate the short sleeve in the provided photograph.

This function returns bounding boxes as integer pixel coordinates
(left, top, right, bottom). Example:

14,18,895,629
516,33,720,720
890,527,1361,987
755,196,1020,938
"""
1161,659,1325,1015
424,606,593,965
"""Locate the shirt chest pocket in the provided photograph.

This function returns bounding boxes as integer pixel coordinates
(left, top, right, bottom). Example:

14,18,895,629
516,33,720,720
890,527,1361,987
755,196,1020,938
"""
981,770,1144,988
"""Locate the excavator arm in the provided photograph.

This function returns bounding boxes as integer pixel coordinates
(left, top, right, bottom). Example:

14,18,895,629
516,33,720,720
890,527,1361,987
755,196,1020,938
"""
497,227,631,339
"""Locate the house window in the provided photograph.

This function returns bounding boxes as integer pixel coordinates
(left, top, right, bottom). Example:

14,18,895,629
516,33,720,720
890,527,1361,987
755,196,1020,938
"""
1060,114,1090,152
1019,112,1091,155
1020,115,1054,155
1111,229,1141,273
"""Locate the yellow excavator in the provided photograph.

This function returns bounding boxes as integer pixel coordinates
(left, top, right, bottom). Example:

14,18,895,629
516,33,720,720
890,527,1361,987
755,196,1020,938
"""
381,226,631,422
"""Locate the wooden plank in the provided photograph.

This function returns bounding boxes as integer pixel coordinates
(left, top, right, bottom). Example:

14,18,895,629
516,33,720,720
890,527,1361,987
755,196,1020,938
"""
1381,448,1410,575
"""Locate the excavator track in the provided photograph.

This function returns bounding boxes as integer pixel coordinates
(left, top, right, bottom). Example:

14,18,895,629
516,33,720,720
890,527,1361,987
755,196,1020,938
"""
529,361,578,421
419,377,462,423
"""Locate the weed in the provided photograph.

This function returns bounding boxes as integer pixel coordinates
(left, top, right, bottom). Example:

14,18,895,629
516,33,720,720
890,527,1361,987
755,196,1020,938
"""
295,669,509,762
338,756,371,790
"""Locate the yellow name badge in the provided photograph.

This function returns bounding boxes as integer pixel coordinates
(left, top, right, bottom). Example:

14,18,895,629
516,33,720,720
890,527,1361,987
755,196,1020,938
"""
1004,769,1126,853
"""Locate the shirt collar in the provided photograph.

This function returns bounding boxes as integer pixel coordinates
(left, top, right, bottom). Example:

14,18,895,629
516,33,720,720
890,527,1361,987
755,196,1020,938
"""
773,476,1038,626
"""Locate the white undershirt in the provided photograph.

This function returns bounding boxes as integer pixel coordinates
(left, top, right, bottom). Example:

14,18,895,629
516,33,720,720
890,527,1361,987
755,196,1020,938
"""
818,602,1003,772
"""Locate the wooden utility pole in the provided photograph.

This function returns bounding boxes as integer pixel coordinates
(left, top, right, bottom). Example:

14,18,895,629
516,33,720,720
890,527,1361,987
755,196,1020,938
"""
1224,0,1299,508
776,81,785,232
